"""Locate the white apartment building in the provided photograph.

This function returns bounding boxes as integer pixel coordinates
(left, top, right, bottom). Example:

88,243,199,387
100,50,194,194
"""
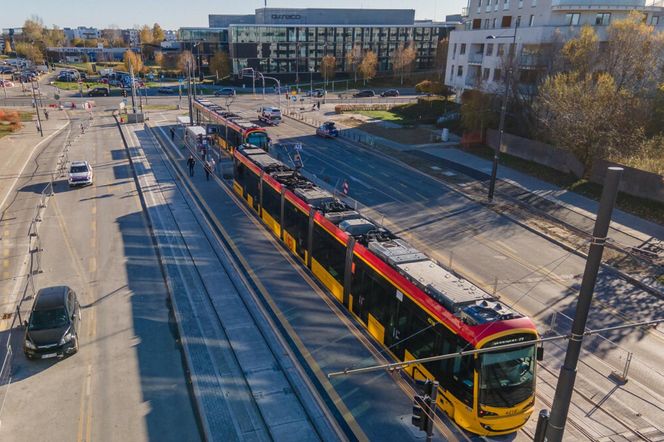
63,26,101,42
445,0,664,96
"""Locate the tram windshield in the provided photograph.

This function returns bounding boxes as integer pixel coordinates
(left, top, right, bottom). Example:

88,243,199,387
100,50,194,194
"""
479,345,535,408
246,131,269,150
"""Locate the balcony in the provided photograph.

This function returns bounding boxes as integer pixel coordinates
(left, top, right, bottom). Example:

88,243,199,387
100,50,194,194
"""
468,52,484,64
519,53,547,67
551,0,646,10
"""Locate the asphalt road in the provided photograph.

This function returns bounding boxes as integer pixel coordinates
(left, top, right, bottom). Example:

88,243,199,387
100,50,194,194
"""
0,112,200,442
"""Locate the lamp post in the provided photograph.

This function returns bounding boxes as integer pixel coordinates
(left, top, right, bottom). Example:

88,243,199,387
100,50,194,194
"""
309,67,314,96
486,28,518,203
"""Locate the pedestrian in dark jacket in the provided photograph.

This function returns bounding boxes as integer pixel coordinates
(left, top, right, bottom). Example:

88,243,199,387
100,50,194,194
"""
170,127,175,140
187,155,195,176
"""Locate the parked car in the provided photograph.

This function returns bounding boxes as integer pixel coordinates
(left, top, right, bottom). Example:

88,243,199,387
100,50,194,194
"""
87,87,109,97
353,90,375,98
157,87,174,94
0,80,15,87
380,89,400,97
316,121,339,138
306,88,326,98
23,286,81,360
68,161,94,186
215,87,236,96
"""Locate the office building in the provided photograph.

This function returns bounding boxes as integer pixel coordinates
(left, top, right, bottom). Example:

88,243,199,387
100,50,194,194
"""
180,8,454,78
445,0,664,96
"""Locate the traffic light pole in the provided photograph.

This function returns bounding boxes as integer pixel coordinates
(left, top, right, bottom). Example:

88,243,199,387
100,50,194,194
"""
543,167,623,442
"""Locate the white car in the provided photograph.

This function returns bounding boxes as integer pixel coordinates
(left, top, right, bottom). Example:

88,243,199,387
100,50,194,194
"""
0,80,14,87
68,161,93,186
258,106,282,125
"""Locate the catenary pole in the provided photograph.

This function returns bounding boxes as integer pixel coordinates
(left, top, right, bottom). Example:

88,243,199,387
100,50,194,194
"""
543,167,623,442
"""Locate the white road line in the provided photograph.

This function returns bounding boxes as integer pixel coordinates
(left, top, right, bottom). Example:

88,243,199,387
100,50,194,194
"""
0,118,70,214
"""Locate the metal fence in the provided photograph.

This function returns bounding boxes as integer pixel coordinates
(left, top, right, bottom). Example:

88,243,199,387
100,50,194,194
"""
0,115,87,419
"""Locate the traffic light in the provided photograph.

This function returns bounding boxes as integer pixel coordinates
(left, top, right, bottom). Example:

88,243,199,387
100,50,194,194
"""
411,395,428,431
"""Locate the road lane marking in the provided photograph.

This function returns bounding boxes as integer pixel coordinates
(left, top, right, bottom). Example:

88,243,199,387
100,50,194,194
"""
88,257,96,275
91,205,96,215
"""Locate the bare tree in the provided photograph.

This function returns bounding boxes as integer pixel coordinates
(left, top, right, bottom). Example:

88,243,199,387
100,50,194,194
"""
320,54,336,87
391,42,417,85
177,50,195,74
434,38,449,80
208,50,231,80
345,43,362,82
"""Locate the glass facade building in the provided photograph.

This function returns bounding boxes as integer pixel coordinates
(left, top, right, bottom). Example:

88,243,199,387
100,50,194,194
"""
229,24,451,74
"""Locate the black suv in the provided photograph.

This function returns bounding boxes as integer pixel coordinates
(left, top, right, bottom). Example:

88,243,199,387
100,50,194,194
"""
88,87,109,97
380,89,400,97
353,90,375,98
24,286,81,360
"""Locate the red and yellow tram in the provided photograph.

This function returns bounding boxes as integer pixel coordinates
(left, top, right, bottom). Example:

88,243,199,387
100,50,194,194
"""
193,99,269,153
231,144,539,436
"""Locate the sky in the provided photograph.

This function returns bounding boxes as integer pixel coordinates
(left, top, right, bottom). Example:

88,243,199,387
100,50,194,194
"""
2,0,468,30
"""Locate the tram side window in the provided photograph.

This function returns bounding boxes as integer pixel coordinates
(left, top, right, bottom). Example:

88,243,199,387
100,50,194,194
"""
447,339,475,407
235,161,246,187
312,224,346,284
283,200,309,258
351,258,395,324
244,169,260,206
262,182,281,222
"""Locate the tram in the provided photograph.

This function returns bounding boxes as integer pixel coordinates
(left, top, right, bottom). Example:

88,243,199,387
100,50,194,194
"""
231,144,540,436
193,99,270,153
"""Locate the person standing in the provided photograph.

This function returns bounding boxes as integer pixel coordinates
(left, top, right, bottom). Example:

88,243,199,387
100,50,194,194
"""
170,127,175,141
204,159,211,181
187,154,196,177
209,157,216,175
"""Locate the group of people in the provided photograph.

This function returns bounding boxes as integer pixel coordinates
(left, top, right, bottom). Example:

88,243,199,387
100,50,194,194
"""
187,154,216,181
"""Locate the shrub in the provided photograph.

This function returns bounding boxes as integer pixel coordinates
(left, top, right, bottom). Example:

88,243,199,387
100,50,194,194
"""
335,103,397,113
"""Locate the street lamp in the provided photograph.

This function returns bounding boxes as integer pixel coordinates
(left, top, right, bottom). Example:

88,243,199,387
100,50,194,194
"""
486,29,518,203
309,67,314,96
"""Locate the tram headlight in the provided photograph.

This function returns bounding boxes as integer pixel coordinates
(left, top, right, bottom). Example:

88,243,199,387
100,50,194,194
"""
479,408,499,417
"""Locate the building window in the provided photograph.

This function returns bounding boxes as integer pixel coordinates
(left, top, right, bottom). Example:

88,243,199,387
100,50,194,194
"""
494,0,499,11
452,43,457,59
457,65,464,77
486,43,494,56
482,68,490,80
487,1,493,12
494,68,502,81
501,16,512,28
650,16,660,25
596,13,611,26
497,43,505,56
450,65,454,79
504,0,510,10
518,0,523,7
484,18,490,29
532,0,537,5
516,16,521,27
477,0,482,13
472,18,482,29
460,43,466,55
529,14,535,26
492,17,497,28
565,13,580,25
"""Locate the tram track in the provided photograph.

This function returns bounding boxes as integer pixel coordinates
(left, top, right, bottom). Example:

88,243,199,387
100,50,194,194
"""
532,360,655,441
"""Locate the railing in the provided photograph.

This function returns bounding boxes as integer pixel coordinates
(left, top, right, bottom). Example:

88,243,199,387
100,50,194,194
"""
468,52,484,64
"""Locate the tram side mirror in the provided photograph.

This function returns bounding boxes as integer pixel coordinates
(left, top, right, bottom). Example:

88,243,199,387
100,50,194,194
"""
536,346,544,361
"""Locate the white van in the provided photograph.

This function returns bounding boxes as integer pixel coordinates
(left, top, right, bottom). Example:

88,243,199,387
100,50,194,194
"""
258,106,282,126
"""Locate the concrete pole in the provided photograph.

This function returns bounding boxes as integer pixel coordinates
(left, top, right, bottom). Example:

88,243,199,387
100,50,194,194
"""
543,166,623,442
187,62,194,126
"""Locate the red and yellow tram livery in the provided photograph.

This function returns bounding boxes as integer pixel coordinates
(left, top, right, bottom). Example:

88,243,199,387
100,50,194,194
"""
232,145,539,436
193,99,270,153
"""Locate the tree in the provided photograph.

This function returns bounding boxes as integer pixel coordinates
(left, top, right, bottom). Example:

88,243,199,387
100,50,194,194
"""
44,26,65,47
345,43,362,82
208,50,231,80
152,23,165,44
15,42,44,63
3,39,12,55
535,72,640,176
177,50,195,74
604,11,664,94
22,16,45,43
561,25,599,77
154,51,165,68
358,50,378,85
434,38,449,80
460,90,498,134
139,25,153,45
320,54,336,85
391,42,417,85
123,50,143,73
